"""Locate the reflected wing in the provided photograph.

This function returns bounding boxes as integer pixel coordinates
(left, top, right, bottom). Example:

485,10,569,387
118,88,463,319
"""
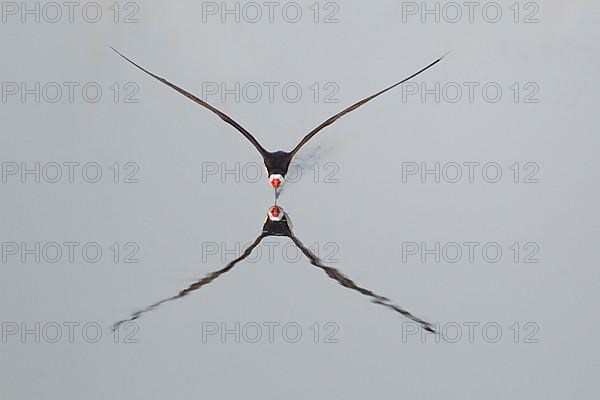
289,235,436,333
290,54,447,157
111,234,265,331
111,47,267,156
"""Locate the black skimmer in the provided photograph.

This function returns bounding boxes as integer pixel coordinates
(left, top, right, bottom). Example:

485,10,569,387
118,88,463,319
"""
111,205,436,333
111,48,447,198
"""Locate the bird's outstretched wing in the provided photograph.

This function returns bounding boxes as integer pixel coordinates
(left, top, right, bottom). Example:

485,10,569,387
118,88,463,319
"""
111,47,268,156
289,234,436,333
289,54,448,157
111,234,266,331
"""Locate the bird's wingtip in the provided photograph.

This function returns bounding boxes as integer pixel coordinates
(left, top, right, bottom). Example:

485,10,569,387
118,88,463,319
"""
110,46,125,57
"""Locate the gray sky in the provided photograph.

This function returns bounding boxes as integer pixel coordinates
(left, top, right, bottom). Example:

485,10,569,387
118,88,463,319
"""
1,0,598,398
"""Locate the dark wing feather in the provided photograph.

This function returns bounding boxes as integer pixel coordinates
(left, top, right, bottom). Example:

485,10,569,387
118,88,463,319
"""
290,54,447,157
289,234,436,333
111,234,265,331
111,47,267,156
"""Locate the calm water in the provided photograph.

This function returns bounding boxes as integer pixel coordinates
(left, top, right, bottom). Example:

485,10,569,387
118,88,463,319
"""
1,1,597,398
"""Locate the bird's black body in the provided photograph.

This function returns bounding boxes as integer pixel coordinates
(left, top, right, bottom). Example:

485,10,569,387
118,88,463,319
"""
262,211,293,237
263,151,293,177
111,47,446,193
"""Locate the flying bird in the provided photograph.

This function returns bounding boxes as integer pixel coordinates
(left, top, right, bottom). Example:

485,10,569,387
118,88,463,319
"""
111,47,447,198
111,205,436,333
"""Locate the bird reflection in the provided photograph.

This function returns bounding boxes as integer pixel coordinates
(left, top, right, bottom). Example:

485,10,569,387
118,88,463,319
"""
112,206,435,333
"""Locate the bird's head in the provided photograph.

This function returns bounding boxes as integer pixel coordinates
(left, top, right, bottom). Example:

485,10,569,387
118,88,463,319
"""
267,205,284,222
268,174,285,190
